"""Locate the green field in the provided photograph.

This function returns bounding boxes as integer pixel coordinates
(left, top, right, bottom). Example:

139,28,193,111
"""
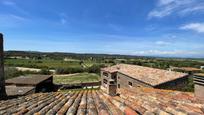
4,58,98,69
53,73,100,84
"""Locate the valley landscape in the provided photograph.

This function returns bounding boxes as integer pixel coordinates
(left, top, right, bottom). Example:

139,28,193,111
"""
1,0,204,114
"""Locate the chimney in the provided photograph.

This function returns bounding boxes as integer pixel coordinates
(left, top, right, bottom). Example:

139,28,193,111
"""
193,74,204,102
0,33,6,99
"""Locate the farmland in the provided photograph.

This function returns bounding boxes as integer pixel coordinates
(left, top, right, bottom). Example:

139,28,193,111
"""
4,58,98,69
53,73,100,84
4,51,204,91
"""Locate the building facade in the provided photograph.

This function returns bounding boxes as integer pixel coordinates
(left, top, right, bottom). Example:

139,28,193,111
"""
101,64,189,96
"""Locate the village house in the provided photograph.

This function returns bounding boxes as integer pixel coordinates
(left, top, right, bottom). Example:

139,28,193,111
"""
5,75,53,96
101,64,189,96
0,33,53,97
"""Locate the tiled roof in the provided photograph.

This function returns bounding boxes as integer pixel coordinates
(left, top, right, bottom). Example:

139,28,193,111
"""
5,75,52,86
101,64,188,86
194,73,204,77
177,67,201,72
117,88,204,114
0,90,131,115
0,89,203,115
5,86,35,96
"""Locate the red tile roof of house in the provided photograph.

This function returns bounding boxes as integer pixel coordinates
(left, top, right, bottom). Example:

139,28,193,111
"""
101,64,188,86
0,89,203,114
117,87,204,114
5,75,52,86
177,67,201,72
195,73,204,77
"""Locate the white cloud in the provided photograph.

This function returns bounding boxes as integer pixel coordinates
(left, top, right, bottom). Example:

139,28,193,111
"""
2,1,16,6
180,23,204,33
148,5,175,18
108,23,122,31
155,41,171,46
158,0,175,6
148,0,204,18
0,14,26,27
59,13,68,25
60,18,67,25
179,6,204,15
133,50,201,56
1,1,29,16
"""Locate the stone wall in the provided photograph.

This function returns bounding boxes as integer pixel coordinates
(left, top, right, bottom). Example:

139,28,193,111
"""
101,71,117,95
154,75,189,90
193,75,204,102
0,33,6,98
117,72,152,90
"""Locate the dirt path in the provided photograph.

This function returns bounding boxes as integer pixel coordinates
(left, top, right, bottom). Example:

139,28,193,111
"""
53,73,80,77
14,67,56,73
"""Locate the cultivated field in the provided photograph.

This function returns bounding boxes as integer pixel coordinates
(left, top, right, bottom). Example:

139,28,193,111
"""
53,73,100,84
5,58,97,69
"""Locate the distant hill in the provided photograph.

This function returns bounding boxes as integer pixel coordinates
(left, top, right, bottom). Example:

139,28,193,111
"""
4,50,146,60
4,50,204,60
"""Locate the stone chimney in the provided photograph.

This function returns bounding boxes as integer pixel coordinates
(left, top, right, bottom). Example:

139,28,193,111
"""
193,74,204,102
0,33,6,99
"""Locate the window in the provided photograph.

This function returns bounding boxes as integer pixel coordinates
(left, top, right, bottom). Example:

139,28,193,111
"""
128,81,133,86
103,79,108,84
103,72,108,77
111,75,116,79
137,85,141,87
110,81,114,84
118,76,120,79
118,84,120,88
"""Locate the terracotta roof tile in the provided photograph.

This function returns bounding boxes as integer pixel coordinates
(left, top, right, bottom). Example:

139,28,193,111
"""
101,64,188,86
177,67,201,72
5,75,52,86
117,87,204,114
195,73,204,77
0,89,203,115
0,90,126,115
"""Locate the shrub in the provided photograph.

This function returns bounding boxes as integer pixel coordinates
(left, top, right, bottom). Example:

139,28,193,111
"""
56,67,84,74
4,67,24,79
182,77,194,92
86,64,105,73
4,67,49,79
39,69,51,75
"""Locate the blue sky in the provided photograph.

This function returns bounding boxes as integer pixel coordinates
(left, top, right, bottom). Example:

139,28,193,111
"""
0,0,204,58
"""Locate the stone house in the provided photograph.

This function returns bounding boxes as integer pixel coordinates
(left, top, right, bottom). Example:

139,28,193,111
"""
5,75,53,96
101,64,189,96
